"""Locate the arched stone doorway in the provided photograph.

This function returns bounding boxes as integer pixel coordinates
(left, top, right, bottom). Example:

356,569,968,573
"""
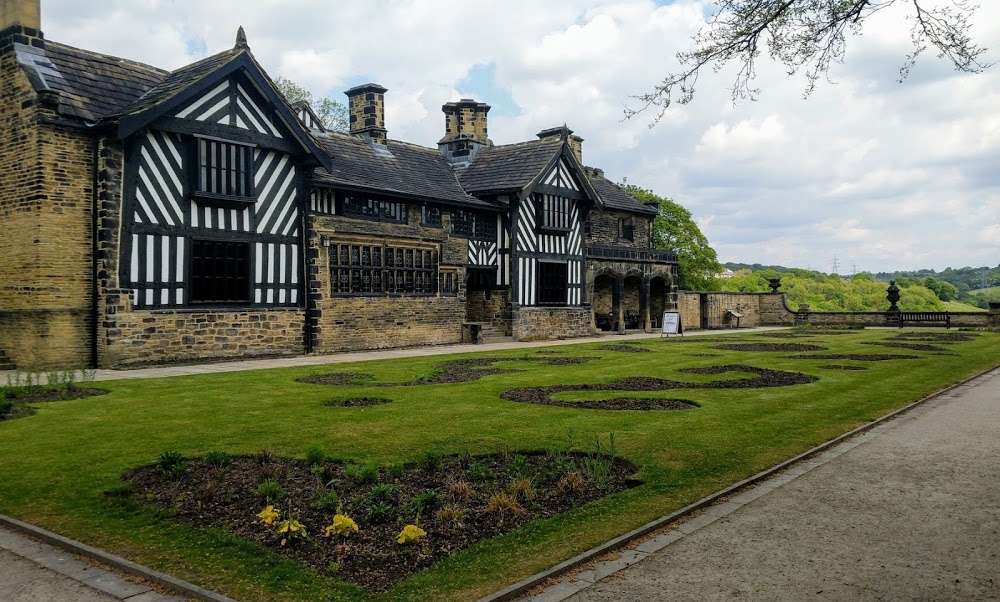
623,274,643,330
649,276,667,329
593,272,617,331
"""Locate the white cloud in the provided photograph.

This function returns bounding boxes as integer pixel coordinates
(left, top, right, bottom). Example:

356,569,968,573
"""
36,0,1000,272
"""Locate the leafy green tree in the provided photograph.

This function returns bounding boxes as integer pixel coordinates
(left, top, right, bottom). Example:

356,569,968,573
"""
622,184,723,291
273,77,349,132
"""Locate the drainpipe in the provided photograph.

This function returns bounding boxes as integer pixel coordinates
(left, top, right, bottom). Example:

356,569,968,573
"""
90,136,99,368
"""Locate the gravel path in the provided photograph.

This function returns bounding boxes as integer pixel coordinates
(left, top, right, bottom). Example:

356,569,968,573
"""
556,368,1000,601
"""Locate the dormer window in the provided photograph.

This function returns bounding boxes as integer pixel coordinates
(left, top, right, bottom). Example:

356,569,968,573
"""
195,136,255,202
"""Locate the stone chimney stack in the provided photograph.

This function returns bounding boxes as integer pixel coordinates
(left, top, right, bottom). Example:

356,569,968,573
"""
0,0,44,50
537,125,583,164
344,83,388,145
438,99,491,165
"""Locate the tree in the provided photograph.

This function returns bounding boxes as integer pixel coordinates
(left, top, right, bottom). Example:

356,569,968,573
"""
631,0,994,124
273,76,349,132
622,183,723,290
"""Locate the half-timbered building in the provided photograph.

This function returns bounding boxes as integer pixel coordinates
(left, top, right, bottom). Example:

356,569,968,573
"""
0,1,677,369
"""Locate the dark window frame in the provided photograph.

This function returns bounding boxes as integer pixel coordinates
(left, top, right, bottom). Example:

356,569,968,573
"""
421,204,443,228
340,194,408,223
192,136,255,204
189,239,251,305
536,261,569,306
329,241,439,296
450,209,497,241
618,217,635,242
538,194,571,233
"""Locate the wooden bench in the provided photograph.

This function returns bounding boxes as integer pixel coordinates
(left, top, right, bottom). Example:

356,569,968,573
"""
897,312,951,329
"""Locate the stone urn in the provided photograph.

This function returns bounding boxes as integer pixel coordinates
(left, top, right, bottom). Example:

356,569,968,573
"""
768,277,781,293
886,280,900,312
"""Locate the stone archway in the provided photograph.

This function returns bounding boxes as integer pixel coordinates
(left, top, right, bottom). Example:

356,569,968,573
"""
593,272,618,332
623,273,643,330
649,276,667,329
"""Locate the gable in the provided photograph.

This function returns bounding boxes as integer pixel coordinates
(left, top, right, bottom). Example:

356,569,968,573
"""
172,76,287,140
540,158,582,193
115,49,330,172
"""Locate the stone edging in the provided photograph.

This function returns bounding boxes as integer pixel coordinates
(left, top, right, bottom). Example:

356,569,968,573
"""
479,365,998,602
0,514,238,602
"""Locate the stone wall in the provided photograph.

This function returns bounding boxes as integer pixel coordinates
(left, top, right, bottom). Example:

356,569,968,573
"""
678,291,999,330
513,306,591,341
588,210,652,248
101,289,305,366
318,295,465,351
0,39,95,368
466,289,513,335
309,206,472,352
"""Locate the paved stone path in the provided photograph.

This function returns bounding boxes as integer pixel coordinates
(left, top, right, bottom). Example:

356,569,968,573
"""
523,366,1000,601
0,529,185,602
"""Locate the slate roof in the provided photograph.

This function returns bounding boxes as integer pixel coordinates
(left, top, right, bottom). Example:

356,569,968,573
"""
586,170,658,216
112,48,241,118
313,133,495,209
14,41,166,121
457,137,563,193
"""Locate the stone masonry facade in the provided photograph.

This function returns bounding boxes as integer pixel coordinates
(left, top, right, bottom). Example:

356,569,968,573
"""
0,28,95,368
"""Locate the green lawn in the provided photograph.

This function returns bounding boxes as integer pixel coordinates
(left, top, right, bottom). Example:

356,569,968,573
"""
1,328,999,601
942,300,985,312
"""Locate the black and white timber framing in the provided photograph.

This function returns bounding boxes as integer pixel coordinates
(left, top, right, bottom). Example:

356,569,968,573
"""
512,156,588,306
118,54,330,310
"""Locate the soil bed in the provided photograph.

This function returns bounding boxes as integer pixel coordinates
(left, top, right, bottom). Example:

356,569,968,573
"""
501,365,816,406
863,341,947,352
299,358,522,387
599,344,652,353
531,356,599,365
787,354,920,361
124,452,638,592
713,343,827,352
0,387,107,421
819,365,868,371
891,332,978,342
324,397,392,407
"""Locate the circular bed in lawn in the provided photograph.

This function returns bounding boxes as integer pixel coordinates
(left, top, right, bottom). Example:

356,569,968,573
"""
500,365,816,408
713,343,827,352
819,364,868,371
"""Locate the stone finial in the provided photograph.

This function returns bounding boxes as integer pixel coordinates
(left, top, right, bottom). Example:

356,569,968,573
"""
235,26,248,49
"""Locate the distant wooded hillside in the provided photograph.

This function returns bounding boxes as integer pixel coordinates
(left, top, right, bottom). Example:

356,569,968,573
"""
719,264,992,312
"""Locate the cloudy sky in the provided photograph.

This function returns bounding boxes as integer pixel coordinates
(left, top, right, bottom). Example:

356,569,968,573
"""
41,0,1000,273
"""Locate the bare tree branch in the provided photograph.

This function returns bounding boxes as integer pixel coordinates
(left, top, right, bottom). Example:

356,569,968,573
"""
628,0,994,126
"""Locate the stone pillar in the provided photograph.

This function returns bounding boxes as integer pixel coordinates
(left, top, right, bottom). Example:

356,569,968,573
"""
641,277,651,332
615,276,625,335
988,302,1000,326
